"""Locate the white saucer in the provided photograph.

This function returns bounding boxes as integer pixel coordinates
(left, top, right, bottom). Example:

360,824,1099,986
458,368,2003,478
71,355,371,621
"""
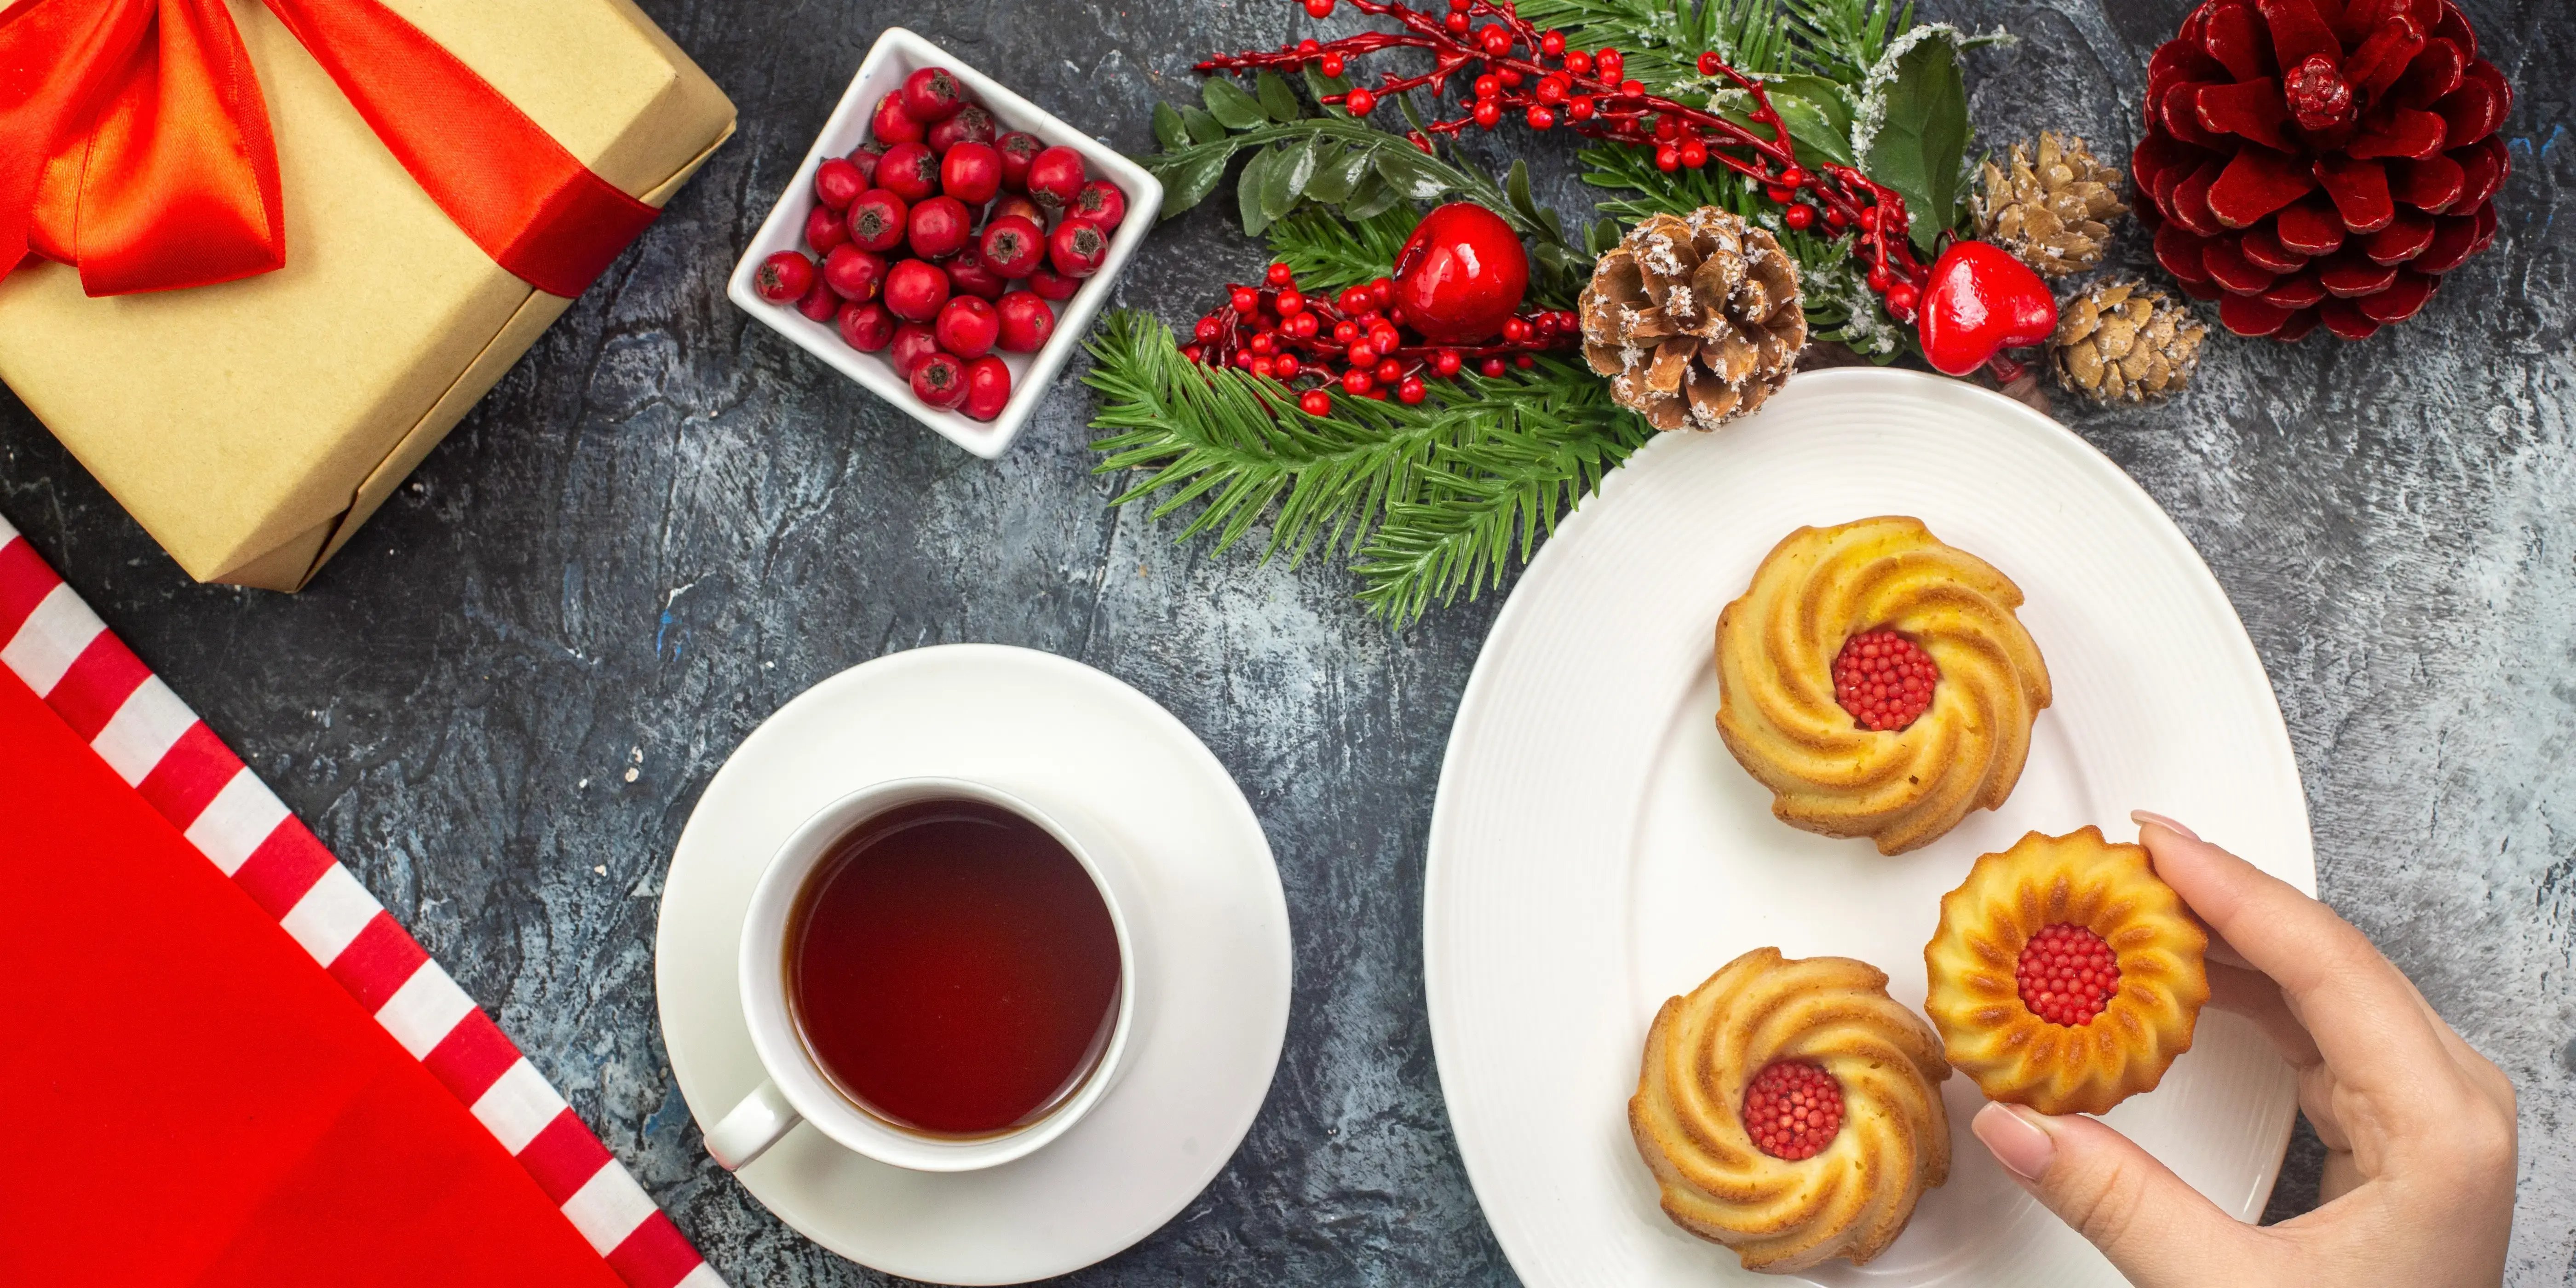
656,645,1292,1284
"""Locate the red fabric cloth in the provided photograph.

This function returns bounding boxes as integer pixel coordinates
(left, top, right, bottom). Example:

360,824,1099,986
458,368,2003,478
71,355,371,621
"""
0,674,628,1288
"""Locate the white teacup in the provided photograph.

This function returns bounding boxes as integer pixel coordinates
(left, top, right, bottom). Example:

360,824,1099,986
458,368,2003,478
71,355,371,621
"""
704,776,1144,1173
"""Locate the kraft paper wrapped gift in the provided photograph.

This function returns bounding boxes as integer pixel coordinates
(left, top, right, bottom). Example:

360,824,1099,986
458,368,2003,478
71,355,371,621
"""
0,0,735,590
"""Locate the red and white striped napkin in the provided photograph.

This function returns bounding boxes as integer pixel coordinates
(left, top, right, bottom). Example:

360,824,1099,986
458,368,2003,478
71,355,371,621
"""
0,514,722,1288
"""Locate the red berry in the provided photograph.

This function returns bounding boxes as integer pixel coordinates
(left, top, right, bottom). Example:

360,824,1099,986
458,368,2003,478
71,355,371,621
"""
1679,139,1708,168
1778,167,1809,188
1048,218,1110,277
805,203,850,255
1370,276,1393,305
942,140,1003,205
1525,105,1555,130
1446,11,1468,32
1784,203,1816,230
1285,311,1319,339
1248,331,1276,355
936,294,1000,358
1341,368,1374,395
907,194,972,259
1345,87,1378,116
888,322,940,376
1697,51,1722,75
901,67,967,123
1568,97,1595,121
1374,358,1402,385
1346,341,1377,368
1832,629,1939,730
1028,266,1080,302
1478,25,1512,55
1298,39,1322,56
1267,262,1297,288
837,299,895,352
979,215,1046,278
814,158,867,210
1472,99,1501,128
1656,144,1680,171
794,280,840,322
1194,316,1224,342
1513,353,1533,368
1300,389,1333,416
1595,48,1624,81
995,132,1044,190
822,245,886,301
871,92,924,145
1501,316,1530,343
754,250,815,303
911,350,969,408
877,141,940,203
1305,0,1334,16
884,258,951,322
1535,75,1569,104
1740,1060,1844,1161
996,290,1057,352
1273,352,1300,378
1026,146,1088,213
944,247,1007,301
1072,179,1128,230
1433,350,1462,377
845,144,882,187
1319,52,1346,78
1479,355,1506,377
845,190,908,253
1563,49,1593,75
926,104,996,155
1250,355,1276,378
1886,283,1919,316
1276,287,1306,316
962,354,1012,421
2017,923,2122,1026
1541,29,1567,56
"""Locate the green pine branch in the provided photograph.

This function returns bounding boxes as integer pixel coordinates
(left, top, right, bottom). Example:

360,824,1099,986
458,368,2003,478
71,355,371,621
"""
1084,310,1652,627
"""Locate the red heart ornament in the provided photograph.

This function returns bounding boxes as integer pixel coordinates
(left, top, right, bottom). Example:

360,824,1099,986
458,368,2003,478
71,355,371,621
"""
1918,241,2059,376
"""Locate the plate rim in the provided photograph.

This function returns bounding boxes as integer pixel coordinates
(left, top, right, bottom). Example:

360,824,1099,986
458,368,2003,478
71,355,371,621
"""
1422,366,2313,1286
653,642,1293,1283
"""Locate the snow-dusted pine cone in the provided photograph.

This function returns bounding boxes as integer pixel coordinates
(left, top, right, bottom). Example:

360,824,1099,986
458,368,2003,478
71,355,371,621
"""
1973,132,2129,278
1580,208,1805,431
2051,281,2207,402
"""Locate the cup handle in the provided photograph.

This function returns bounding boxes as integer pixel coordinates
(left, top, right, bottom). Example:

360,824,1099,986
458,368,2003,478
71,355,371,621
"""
705,1078,800,1171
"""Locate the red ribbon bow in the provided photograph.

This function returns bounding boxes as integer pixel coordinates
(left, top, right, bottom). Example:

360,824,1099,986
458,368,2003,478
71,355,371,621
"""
0,0,660,298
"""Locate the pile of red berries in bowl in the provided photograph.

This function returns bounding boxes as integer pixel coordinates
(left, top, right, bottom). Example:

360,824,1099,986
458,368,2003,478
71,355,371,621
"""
751,65,1130,419
729,31,1157,456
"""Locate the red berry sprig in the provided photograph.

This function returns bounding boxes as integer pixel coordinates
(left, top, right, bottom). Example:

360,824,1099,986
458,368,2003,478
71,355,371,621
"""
1740,1059,1845,1161
1833,629,1938,731
1181,261,1577,414
2016,923,2122,1027
1199,0,1929,317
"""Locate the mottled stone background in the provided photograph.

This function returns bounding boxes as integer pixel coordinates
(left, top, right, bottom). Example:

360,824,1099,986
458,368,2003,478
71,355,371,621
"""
2,0,2570,1282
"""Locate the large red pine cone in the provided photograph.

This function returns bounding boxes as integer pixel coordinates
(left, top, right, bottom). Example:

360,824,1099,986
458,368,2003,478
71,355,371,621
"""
2132,0,2509,341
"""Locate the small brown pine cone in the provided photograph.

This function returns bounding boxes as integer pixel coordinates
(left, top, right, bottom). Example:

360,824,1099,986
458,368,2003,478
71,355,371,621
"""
2050,281,2205,404
1973,132,2128,279
1580,207,1805,431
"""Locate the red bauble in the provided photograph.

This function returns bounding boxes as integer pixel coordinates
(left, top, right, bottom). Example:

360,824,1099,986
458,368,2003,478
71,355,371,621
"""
1917,241,2058,376
2133,0,2509,341
1392,203,1530,344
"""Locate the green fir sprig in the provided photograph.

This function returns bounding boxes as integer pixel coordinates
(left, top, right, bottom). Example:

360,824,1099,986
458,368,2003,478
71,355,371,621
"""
1085,311,1651,627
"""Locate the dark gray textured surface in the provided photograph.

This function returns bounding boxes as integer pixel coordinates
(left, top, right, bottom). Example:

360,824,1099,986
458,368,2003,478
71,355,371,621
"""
2,0,2570,1282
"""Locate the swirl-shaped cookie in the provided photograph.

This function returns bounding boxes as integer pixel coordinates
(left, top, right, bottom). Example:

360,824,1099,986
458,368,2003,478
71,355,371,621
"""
1715,517,2052,855
1923,828,2210,1115
1629,948,1952,1271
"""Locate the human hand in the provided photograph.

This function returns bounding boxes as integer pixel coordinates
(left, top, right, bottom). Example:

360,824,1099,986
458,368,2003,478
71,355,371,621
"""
1967,812,2517,1287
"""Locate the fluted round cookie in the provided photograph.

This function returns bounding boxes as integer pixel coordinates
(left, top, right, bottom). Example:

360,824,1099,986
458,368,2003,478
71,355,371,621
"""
1715,517,2051,855
1924,828,2210,1115
1629,948,1951,1272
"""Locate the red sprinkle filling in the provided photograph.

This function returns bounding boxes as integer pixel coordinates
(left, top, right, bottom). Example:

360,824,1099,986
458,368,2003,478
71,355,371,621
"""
2017,922,2122,1025
1741,1059,1845,1161
1833,629,1938,731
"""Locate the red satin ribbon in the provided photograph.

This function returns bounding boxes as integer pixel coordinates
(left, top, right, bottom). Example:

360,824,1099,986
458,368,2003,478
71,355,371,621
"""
0,0,660,299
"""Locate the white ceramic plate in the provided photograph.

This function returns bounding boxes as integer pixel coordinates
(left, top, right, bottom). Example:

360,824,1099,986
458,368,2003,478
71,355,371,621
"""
726,28,1163,459
1425,368,2313,1288
656,645,1289,1284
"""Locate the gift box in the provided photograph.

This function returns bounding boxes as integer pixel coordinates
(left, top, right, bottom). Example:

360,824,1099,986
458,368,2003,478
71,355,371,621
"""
0,0,735,590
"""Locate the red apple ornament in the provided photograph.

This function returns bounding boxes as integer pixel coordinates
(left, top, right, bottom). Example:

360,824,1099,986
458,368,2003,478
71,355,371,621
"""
1392,203,1530,344
1916,241,2058,377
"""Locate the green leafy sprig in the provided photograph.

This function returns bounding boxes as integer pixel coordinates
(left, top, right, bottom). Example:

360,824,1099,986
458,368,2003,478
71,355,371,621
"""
1085,310,1652,626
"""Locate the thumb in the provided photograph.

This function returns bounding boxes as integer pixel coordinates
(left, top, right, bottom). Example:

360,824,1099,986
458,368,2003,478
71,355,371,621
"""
1972,1102,2272,1287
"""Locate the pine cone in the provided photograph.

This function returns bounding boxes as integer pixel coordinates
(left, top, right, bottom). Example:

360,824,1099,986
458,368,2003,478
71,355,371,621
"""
2133,0,2510,342
2050,282,2207,402
1974,133,2128,278
1580,208,1805,431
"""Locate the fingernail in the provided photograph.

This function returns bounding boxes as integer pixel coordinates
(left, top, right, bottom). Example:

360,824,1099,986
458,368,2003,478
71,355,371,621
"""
2131,810,2200,842
1973,1102,2057,1181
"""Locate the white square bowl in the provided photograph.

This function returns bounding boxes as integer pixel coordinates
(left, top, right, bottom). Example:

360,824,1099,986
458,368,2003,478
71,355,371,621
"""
726,27,1162,459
